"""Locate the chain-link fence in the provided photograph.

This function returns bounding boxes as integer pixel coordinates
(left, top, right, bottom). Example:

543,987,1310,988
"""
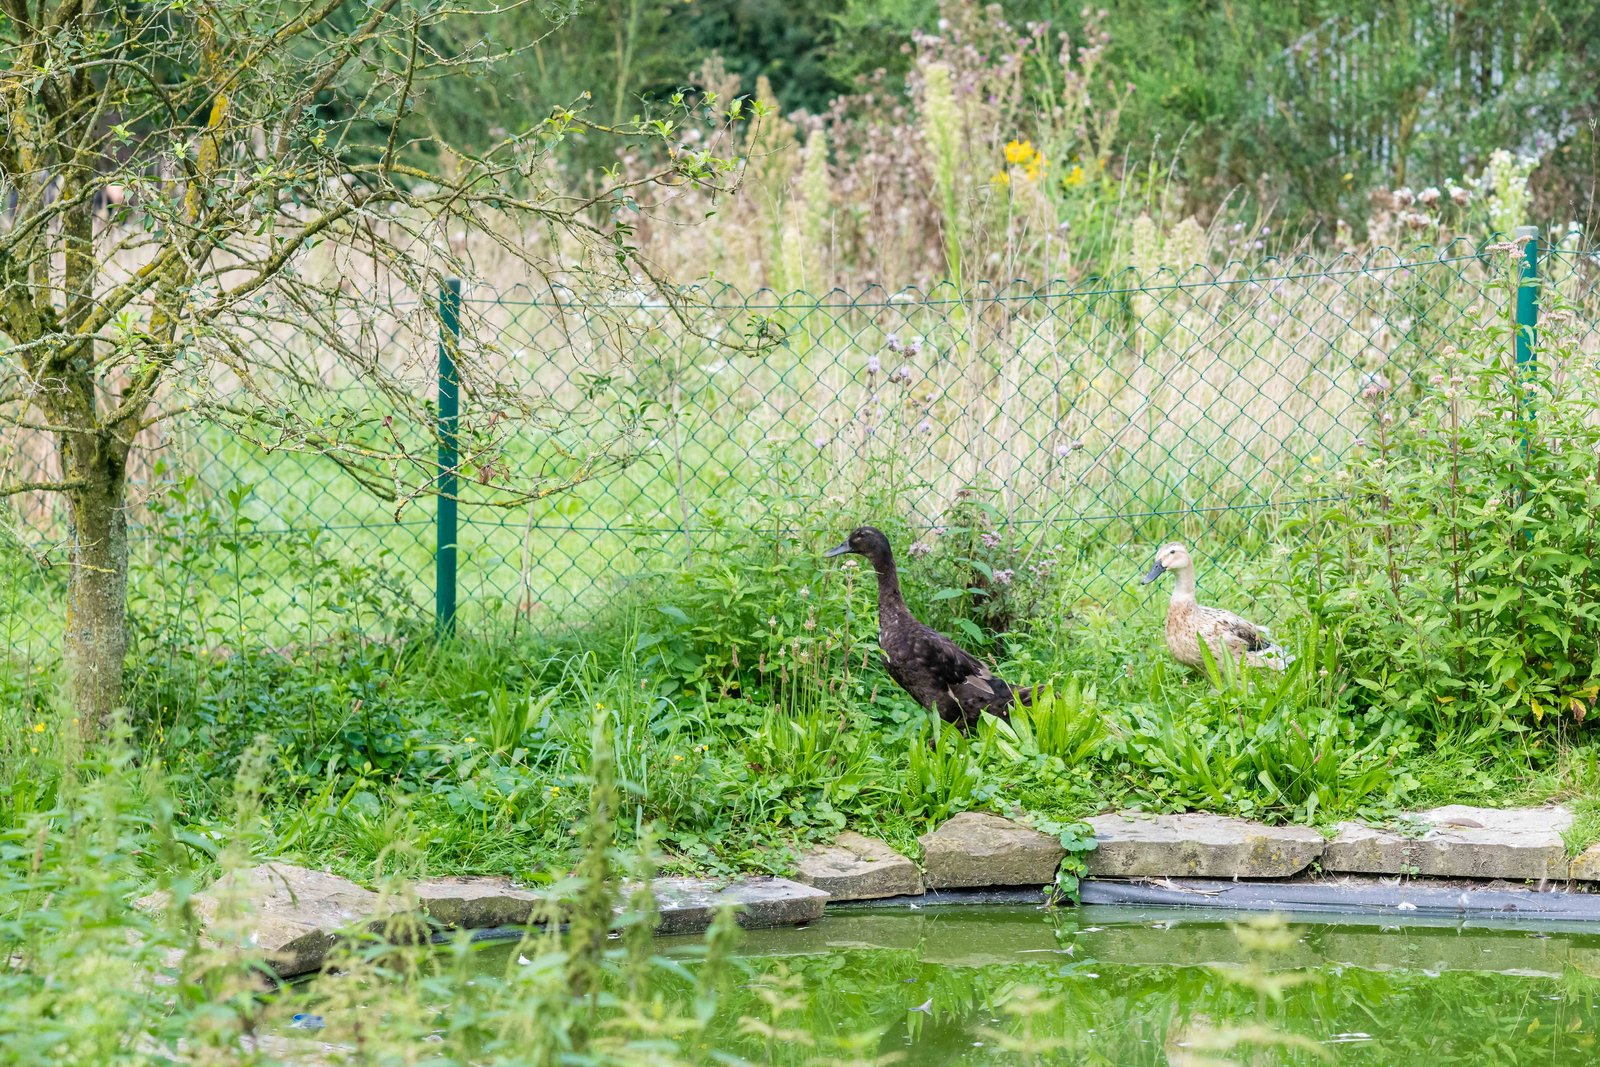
4,236,1598,659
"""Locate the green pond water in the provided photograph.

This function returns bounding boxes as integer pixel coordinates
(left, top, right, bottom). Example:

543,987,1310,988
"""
472,903,1600,1065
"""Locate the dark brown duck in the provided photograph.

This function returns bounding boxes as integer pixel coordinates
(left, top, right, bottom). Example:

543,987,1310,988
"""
825,526,1034,730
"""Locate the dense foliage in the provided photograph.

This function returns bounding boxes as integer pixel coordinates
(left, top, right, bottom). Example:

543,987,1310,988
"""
423,0,1599,242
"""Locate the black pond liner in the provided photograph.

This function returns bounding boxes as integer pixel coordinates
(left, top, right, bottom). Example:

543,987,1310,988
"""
440,878,1600,946
833,877,1600,928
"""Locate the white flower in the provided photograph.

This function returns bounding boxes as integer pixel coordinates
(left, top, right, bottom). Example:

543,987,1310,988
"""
1418,186,1441,206
866,355,881,375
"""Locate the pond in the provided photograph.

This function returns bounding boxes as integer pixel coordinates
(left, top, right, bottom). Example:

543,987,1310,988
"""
468,903,1600,1065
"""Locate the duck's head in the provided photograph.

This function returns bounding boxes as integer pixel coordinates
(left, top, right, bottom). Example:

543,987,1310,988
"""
824,526,894,565
1141,542,1193,584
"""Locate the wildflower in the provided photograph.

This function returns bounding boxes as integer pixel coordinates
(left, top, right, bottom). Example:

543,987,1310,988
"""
768,616,778,628
812,434,828,448
1359,371,1390,401
908,540,932,558
1342,172,1354,183
1449,184,1470,205
1418,186,1441,206
32,722,45,733
549,785,561,796
673,754,684,762
1063,164,1085,187
991,170,1011,187
866,354,880,375
1055,442,1071,457
799,586,810,598
30,747,37,755
981,532,1001,549
994,569,1014,585
916,420,933,434
464,736,475,744
1392,186,1415,207
1004,139,1036,166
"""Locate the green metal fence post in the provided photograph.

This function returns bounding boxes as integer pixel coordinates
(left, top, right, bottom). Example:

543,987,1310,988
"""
436,278,462,638
1513,227,1539,459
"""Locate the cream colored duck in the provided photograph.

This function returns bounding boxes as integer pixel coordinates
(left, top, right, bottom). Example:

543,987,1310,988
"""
1141,542,1291,671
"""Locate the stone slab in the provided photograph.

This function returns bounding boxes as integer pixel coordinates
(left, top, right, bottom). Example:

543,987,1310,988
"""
1324,805,1572,881
138,862,400,979
1086,812,1325,878
1568,843,1600,882
918,812,1065,889
413,876,546,928
795,832,924,901
650,876,827,935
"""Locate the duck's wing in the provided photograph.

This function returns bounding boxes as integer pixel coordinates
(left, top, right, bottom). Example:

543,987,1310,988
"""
911,624,1017,708
1202,606,1272,652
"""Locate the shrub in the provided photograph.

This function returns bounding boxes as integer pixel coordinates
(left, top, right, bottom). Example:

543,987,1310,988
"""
1290,259,1600,731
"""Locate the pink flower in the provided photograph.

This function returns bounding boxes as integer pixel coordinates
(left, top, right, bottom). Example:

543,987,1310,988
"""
866,355,881,375
993,569,1014,585
908,540,932,558
981,532,1001,549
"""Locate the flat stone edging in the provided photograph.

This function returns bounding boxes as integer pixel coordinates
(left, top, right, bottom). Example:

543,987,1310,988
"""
139,865,826,979
149,804,1600,979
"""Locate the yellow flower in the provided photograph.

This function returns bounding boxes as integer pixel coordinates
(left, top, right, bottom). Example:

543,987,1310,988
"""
673,754,684,762
32,722,45,733
30,747,38,755
990,170,1011,187
1004,139,1036,165
548,785,560,796
1063,164,1085,187
464,736,476,744
1024,155,1048,182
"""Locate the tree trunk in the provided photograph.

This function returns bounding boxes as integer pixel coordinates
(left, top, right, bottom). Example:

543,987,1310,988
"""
61,441,130,737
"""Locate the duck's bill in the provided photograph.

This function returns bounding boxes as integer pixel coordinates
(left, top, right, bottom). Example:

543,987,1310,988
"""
823,542,853,557
1140,561,1166,584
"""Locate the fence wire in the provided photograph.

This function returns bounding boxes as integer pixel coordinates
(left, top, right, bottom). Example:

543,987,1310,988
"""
4,239,1599,657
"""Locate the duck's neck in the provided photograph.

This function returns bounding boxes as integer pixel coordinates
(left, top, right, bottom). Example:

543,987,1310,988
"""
1169,564,1198,604
869,554,914,625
